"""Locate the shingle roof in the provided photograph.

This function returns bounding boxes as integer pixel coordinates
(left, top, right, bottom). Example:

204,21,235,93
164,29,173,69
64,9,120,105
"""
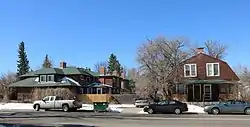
19,67,95,77
9,77,81,87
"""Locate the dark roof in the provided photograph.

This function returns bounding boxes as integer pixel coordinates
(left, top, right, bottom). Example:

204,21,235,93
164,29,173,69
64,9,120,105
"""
19,67,95,77
86,82,112,88
35,68,64,75
9,77,81,88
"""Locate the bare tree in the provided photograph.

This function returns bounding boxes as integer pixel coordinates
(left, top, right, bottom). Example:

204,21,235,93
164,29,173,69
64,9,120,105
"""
204,40,228,59
189,40,227,59
0,72,17,101
235,65,250,100
94,61,108,72
136,36,190,101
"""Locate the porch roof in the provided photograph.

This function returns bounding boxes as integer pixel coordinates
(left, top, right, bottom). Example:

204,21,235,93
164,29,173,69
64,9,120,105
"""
186,79,238,84
86,82,112,88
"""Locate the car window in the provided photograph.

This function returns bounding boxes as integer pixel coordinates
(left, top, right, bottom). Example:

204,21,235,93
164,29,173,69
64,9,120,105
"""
43,97,49,101
157,101,168,105
55,96,63,100
50,96,55,101
169,101,176,104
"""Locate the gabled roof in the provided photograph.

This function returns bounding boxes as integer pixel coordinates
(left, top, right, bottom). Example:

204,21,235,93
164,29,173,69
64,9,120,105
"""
182,53,240,81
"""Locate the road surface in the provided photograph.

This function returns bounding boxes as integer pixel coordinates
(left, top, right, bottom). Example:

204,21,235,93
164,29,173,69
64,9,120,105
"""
1,110,250,127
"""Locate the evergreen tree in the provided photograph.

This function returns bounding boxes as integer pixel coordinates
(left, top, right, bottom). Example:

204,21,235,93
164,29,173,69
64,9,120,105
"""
42,54,53,68
107,53,121,74
16,41,30,76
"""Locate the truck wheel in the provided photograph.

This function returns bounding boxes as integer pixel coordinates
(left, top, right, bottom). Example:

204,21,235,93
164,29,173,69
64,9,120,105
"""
34,104,40,111
62,104,69,112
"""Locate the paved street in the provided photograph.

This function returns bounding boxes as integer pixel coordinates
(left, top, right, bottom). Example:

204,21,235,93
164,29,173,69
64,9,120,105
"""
1,110,250,127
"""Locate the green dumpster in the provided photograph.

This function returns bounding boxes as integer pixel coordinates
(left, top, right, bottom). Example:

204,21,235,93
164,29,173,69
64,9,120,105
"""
93,102,109,112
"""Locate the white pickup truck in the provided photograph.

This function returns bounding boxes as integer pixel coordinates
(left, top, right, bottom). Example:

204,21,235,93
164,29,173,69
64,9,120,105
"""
33,96,82,112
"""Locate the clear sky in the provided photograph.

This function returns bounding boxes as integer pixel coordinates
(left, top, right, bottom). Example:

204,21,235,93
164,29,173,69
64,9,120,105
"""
0,0,250,73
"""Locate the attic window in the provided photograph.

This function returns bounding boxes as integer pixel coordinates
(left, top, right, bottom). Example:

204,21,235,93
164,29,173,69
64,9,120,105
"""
184,64,197,77
40,75,46,82
206,63,220,76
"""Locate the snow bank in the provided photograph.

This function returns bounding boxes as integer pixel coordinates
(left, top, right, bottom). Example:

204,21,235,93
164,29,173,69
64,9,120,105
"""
0,103,33,110
187,104,205,113
137,104,205,114
0,103,124,113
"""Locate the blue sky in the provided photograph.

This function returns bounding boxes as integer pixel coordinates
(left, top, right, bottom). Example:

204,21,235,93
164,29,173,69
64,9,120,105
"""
0,0,250,73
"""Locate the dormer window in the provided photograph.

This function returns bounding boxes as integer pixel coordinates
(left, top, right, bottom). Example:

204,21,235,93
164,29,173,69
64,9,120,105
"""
39,75,54,82
40,75,46,82
184,64,197,77
47,75,54,82
206,63,220,76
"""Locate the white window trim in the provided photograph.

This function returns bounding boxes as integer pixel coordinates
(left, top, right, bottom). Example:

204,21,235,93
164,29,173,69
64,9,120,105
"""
40,75,47,82
184,64,197,77
206,63,220,77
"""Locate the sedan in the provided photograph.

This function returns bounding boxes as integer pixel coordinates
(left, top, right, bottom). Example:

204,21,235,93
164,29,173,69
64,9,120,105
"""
143,100,188,114
204,100,250,115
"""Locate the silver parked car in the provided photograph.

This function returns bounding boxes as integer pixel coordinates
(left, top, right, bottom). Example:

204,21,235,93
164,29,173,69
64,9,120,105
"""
204,100,250,115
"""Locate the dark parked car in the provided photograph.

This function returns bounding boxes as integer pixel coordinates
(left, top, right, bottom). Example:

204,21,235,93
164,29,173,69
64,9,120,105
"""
204,100,250,115
143,100,188,114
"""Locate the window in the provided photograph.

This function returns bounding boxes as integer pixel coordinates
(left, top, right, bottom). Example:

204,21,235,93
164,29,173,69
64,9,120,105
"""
169,101,176,104
176,84,185,94
42,97,49,101
55,96,63,100
47,75,54,82
49,96,55,101
40,75,46,82
206,63,220,76
184,64,197,77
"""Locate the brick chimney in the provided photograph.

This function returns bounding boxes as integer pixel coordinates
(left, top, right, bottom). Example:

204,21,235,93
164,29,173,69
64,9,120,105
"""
60,61,67,69
112,70,118,76
196,47,205,54
99,66,106,76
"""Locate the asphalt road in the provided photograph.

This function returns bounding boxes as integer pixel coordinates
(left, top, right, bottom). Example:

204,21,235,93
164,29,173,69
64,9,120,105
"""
1,110,250,127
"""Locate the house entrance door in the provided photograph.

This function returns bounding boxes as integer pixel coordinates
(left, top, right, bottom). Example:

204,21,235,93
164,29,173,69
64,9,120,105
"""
204,84,212,101
193,84,201,101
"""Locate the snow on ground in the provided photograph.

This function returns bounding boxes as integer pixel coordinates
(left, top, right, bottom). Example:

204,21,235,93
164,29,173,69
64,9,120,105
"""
0,103,204,114
0,103,33,110
187,104,205,113
0,103,126,113
137,104,205,114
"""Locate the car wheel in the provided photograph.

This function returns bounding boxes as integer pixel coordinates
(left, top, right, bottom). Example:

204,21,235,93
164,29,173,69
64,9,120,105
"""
211,108,219,115
34,104,40,111
174,108,182,115
62,104,69,112
148,108,154,114
45,109,49,111
244,108,250,115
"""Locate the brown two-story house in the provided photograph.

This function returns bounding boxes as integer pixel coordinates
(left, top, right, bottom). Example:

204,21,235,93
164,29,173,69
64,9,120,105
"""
173,48,239,102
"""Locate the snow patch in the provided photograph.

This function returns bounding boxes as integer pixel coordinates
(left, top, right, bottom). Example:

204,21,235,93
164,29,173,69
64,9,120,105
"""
187,105,205,113
0,103,33,110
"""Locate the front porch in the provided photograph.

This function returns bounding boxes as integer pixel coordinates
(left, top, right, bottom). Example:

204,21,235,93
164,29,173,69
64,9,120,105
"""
173,80,238,102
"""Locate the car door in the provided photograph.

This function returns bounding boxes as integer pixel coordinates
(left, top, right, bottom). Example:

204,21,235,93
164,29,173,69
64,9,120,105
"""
221,100,237,113
154,101,167,113
40,96,50,109
157,101,173,113
54,96,63,109
46,96,56,109
233,101,245,113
